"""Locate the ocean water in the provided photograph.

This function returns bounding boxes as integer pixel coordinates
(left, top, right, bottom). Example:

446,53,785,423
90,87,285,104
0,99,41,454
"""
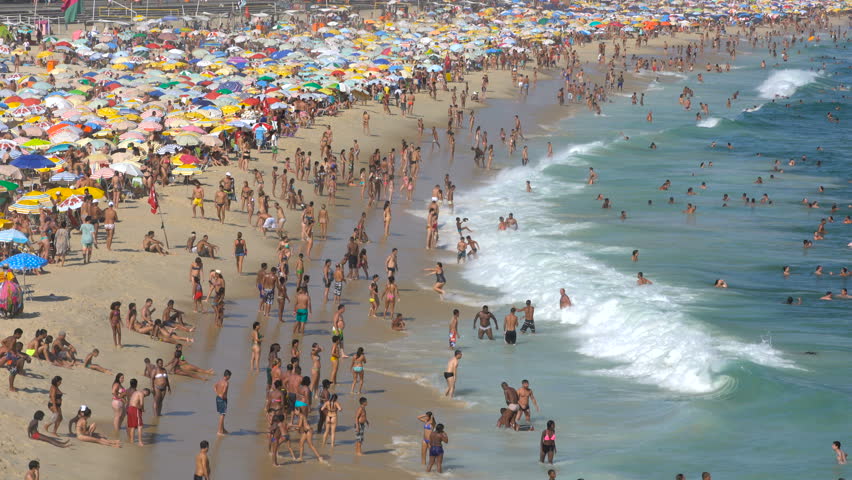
374,39,852,479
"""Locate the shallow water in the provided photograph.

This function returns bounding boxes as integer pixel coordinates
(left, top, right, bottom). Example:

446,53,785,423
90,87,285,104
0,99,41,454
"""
375,38,852,479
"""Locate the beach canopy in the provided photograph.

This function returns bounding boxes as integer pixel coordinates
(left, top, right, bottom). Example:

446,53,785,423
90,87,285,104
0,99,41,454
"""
1,252,48,271
11,155,54,169
0,229,29,244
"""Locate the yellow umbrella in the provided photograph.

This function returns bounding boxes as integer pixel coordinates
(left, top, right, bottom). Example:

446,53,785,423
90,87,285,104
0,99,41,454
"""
46,187,74,199
21,191,54,207
37,51,55,59
72,187,105,199
8,199,42,215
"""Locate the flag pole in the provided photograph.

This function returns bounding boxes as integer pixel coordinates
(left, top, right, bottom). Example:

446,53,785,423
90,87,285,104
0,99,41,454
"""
157,201,170,249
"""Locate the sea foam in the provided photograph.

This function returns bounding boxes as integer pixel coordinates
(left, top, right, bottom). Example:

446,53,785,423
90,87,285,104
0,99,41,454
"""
756,69,820,99
447,143,796,394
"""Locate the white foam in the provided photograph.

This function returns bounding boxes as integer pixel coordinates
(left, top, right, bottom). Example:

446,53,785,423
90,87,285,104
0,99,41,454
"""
696,117,720,128
447,144,797,394
756,69,820,99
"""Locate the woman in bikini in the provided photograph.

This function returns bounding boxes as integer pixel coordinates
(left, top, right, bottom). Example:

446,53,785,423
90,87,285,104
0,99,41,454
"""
293,376,312,429
266,379,285,425
368,275,380,318
416,411,437,465
151,320,194,344
74,407,121,448
358,248,369,280
108,301,122,348
320,393,342,448
540,420,557,464
270,413,296,466
47,375,64,434
152,361,170,417
350,347,366,394
382,276,399,319
383,201,392,237
110,373,127,433
329,336,342,388
250,321,263,372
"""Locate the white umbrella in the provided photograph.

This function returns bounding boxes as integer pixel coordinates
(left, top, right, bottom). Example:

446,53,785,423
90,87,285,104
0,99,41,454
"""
110,162,144,176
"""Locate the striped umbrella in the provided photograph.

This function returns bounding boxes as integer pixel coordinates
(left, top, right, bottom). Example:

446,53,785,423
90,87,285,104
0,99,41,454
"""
157,144,181,155
21,191,53,207
50,171,79,183
91,167,116,180
8,199,42,215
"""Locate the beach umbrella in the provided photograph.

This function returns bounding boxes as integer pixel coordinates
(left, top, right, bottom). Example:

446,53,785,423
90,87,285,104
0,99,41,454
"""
91,167,116,180
46,187,74,200
0,165,23,180
171,165,200,176
11,154,54,169
8,199,42,215
2,252,47,270
0,229,29,244
72,187,105,199
50,172,79,183
57,195,85,212
0,179,19,192
21,191,53,206
110,162,143,176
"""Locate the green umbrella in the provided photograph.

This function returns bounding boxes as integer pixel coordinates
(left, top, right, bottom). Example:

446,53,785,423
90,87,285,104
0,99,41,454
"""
216,88,233,94
0,180,19,192
159,81,180,88
302,82,322,90
68,89,86,95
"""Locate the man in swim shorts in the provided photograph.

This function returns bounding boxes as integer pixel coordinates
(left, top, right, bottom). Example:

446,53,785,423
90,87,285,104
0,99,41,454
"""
503,307,518,345
127,387,150,446
214,370,230,435
292,287,311,335
519,300,536,334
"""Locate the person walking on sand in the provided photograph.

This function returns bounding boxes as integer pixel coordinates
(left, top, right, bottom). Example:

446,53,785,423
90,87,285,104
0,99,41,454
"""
233,232,247,274
426,423,449,473
194,440,211,480
350,347,366,394
354,397,369,456
214,370,231,436
444,350,462,398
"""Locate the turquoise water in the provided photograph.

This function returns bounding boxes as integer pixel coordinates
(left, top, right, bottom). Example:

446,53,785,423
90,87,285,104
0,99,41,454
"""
372,39,852,479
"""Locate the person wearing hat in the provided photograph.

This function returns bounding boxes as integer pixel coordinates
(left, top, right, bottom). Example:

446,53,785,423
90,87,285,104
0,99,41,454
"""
220,173,235,210
103,201,118,251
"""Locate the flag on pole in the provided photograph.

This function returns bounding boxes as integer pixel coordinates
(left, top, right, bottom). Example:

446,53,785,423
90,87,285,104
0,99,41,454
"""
61,0,82,23
148,186,159,214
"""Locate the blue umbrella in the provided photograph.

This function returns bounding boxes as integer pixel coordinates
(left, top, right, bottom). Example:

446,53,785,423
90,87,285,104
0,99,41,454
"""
11,155,54,169
2,253,47,270
0,229,29,244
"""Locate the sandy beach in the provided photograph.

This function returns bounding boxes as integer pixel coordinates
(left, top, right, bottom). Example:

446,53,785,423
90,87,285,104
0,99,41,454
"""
0,6,846,480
